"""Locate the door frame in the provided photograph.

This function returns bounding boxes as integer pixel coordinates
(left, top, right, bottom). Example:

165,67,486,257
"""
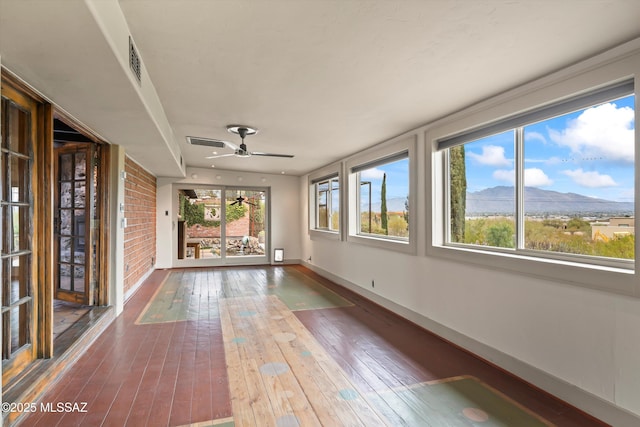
1,70,111,388
1,72,51,382
53,112,111,307
173,184,271,267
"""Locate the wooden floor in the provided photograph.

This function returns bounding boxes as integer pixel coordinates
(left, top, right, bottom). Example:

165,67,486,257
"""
22,265,607,426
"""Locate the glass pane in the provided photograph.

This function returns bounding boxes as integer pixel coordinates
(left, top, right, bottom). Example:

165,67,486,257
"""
60,236,72,262
1,206,8,254
60,209,72,235
10,303,30,353
7,258,19,304
60,153,73,181
10,156,29,202
8,255,30,304
7,104,29,155
12,205,29,252
179,189,222,259
73,266,85,292
331,178,340,231
523,94,635,259
317,186,328,228
225,190,266,257
449,130,515,248
75,211,86,251
74,182,86,208
74,152,86,179
59,264,72,291
2,311,9,360
0,152,5,201
60,182,72,208
358,157,409,239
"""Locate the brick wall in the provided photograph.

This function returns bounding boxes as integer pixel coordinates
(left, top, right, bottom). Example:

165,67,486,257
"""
123,156,156,296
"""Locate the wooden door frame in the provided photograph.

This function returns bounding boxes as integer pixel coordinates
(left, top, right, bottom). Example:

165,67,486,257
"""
1,73,50,377
53,112,110,307
1,70,111,370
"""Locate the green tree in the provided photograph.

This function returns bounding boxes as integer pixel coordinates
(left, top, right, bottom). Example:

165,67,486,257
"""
486,223,514,248
381,173,388,235
403,196,409,231
449,145,466,242
388,215,408,237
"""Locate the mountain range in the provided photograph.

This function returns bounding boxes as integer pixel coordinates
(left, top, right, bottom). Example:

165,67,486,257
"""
466,186,634,216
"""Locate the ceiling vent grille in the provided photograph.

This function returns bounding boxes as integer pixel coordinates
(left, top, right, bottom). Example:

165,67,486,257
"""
186,136,226,148
129,36,142,84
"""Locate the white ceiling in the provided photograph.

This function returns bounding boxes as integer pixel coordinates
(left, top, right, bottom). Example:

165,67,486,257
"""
1,0,640,177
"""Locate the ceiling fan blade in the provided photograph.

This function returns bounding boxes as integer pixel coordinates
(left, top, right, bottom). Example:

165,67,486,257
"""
186,136,227,148
230,200,239,206
223,140,241,151
250,152,294,158
206,153,235,159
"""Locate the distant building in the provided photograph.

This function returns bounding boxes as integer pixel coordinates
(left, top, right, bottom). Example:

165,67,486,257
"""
591,217,635,241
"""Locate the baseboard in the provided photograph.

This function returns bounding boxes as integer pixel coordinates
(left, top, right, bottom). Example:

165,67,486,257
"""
272,258,301,266
124,268,155,303
301,261,640,427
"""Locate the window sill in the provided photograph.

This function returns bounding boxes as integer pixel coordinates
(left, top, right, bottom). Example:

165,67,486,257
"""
309,229,342,241
348,233,415,255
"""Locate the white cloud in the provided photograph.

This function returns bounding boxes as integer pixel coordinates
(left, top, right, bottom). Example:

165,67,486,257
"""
525,131,547,145
562,168,618,188
360,167,385,180
524,168,553,187
492,168,553,187
468,145,511,166
493,169,514,183
549,102,634,164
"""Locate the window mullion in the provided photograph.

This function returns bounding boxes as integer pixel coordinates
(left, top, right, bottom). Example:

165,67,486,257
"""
515,127,525,250
444,149,452,244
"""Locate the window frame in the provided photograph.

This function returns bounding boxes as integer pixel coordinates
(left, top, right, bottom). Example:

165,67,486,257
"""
444,86,635,269
346,136,416,254
308,162,343,241
427,53,639,297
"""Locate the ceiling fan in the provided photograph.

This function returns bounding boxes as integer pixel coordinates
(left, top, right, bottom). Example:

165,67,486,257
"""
230,193,255,206
204,125,294,159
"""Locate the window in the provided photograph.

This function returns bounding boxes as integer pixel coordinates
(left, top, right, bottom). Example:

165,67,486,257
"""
308,163,342,240
441,81,635,267
354,153,409,239
313,175,340,232
347,136,415,253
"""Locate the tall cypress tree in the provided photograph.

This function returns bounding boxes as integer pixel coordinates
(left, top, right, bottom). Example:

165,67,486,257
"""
450,146,466,242
381,173,388,235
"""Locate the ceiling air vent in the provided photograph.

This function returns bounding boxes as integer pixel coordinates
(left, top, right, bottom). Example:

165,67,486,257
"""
129,36,142,84
186,136,226,148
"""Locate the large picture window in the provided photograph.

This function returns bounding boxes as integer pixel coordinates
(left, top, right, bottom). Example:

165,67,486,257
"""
442,81,635,267
346,136,415,253
354,153,409,240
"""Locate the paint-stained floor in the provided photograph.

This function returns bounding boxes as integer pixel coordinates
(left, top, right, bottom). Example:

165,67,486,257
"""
24,266,606,426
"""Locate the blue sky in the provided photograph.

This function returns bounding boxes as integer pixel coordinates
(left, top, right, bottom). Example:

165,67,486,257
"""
464,95,635,202
360,158,409,210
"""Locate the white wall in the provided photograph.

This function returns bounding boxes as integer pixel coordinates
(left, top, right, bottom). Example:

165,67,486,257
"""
156,166,301,269
300,41,640,426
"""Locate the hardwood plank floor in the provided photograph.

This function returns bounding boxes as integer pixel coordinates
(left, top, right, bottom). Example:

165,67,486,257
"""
22,265,607,426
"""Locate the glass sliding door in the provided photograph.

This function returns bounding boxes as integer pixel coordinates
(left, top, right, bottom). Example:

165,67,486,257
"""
225,189,266,258
177,188,222,259
176,186,268,264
